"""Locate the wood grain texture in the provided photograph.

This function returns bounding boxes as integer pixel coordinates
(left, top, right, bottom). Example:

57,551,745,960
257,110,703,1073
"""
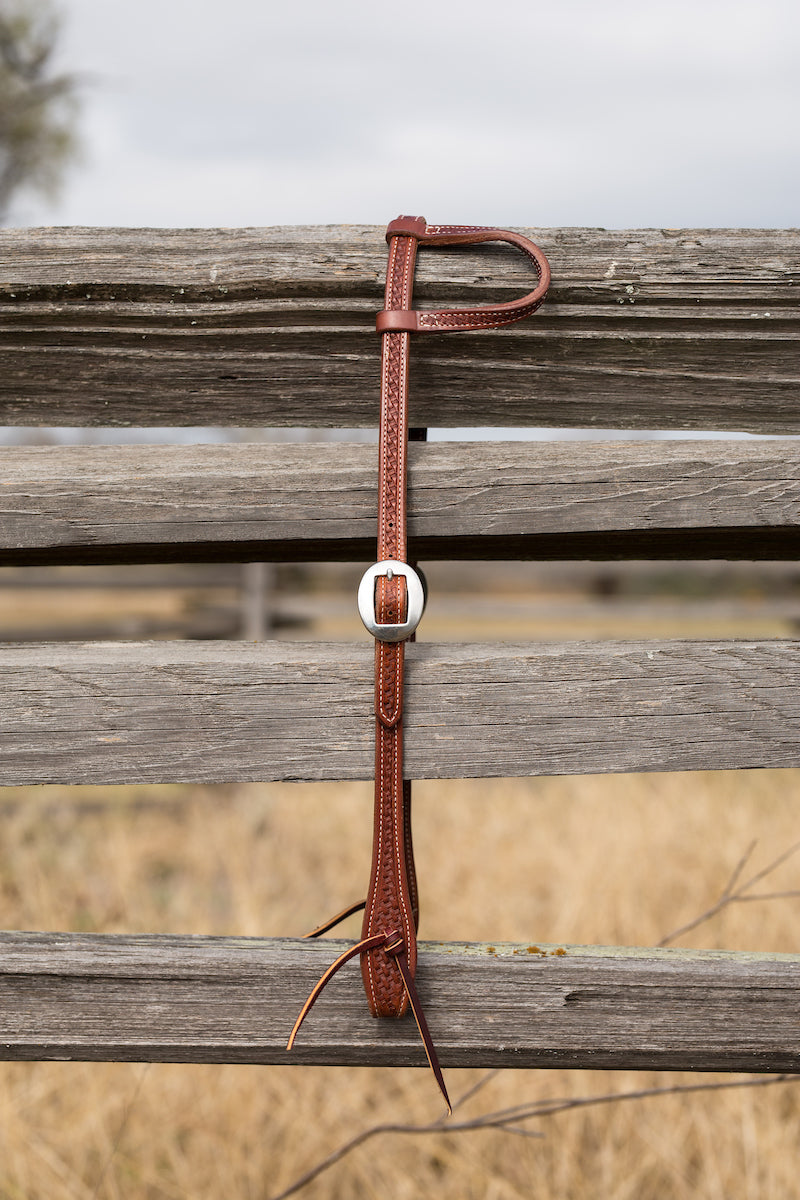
2,639,800,784
2,227,798,430
3,439,800,566
0,933,797,1070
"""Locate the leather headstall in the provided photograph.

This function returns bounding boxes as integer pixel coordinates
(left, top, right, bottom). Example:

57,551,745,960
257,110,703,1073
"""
288,216,551,1113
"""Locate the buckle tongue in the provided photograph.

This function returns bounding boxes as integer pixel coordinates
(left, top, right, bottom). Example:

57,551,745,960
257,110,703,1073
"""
357,560,426,643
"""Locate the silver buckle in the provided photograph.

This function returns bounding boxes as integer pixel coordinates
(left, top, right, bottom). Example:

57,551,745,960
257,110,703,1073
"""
357,560,426,643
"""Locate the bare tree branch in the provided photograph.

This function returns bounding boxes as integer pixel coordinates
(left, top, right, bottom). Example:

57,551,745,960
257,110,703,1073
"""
658,838,800,947
267,1075,800,1200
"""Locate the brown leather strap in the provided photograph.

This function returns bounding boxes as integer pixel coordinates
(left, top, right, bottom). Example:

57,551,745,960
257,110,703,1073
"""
360,224,420,1018
361,218,549,1014
289,217,550,1115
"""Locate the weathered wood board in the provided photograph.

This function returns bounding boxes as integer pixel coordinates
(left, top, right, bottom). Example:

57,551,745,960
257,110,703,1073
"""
3,440,800,565
0,933,797,1070
2,639,799,784
2,227,798,430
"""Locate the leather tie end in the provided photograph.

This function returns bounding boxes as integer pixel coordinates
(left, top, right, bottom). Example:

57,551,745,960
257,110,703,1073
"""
382,930,404,956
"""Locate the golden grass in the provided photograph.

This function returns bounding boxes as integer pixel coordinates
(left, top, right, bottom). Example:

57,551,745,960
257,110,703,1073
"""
1,770,799,1198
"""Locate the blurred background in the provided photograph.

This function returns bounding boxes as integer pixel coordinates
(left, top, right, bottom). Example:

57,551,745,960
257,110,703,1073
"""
2,4,800,1198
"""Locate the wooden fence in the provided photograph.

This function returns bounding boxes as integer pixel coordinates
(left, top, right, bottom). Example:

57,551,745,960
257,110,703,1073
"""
1,225,799,1071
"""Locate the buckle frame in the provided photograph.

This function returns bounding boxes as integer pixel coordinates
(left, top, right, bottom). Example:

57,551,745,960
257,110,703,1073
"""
357,560,426,643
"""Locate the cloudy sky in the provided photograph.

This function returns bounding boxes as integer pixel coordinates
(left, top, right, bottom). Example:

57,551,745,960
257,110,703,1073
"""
20,0,800,230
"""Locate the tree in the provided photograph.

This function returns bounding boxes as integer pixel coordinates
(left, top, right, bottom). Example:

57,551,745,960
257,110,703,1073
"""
0,0,79,224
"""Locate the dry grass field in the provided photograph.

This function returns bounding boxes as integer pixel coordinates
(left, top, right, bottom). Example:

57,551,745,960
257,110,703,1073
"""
1,767,799,1199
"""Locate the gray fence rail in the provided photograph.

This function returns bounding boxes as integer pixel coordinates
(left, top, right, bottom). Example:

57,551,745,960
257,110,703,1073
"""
1,225,799,1067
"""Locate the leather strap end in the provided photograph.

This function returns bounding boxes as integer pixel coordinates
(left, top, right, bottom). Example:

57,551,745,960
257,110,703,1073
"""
376,309,419,334
287,931,390,1051
386,215,427,241
384,934,452,1115
302,899,366,939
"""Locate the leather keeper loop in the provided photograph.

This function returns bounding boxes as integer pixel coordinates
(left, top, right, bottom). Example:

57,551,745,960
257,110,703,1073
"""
386,215,427,241
376,309,418,334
